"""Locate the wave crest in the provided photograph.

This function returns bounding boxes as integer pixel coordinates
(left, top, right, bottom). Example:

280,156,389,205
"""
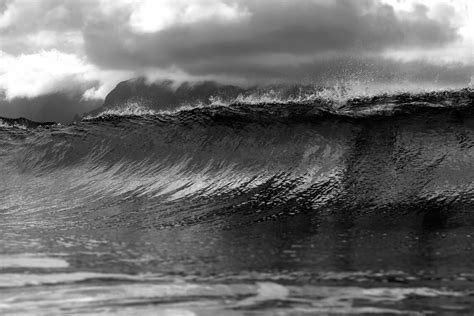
85,87,474,121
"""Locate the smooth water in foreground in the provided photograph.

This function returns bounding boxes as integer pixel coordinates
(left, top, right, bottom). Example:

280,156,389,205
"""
1,89,474,314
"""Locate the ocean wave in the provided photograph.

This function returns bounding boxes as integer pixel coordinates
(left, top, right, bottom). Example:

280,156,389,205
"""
2,86,474,316
84,87,474,121
0,117,57,129
1,87,474,230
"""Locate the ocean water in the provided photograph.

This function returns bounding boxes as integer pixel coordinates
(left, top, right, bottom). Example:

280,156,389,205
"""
1,88,474,314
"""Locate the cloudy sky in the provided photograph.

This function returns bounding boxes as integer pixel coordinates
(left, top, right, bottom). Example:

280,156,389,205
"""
0,0,473,121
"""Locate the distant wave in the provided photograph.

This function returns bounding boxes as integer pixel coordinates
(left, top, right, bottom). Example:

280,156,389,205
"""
0,117,56,129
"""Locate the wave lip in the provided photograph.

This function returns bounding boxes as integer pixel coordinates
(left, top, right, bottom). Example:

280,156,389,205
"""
84,87,474,122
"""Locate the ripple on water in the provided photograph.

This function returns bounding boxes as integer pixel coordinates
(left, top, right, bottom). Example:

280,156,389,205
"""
0,271,470,315
0,254,69,270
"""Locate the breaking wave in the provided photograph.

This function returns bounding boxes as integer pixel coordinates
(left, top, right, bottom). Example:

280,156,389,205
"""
1,87,473,229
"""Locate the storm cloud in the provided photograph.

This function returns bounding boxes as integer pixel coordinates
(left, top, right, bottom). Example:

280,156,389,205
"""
0,0,473,121
83,0,460,71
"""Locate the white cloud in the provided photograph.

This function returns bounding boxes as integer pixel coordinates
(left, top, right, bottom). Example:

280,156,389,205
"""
0,1,17,29
25,31,83,51
81,69,135,100
0,50,88,99
127,0,251,33
0,50,131,100
0,0,76,31
380,0,474,66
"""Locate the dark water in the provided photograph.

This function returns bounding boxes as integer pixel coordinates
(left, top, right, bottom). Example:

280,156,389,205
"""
1,88,474,315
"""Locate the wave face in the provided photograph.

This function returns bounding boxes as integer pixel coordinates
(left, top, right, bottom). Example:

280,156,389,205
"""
2,88,474,314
